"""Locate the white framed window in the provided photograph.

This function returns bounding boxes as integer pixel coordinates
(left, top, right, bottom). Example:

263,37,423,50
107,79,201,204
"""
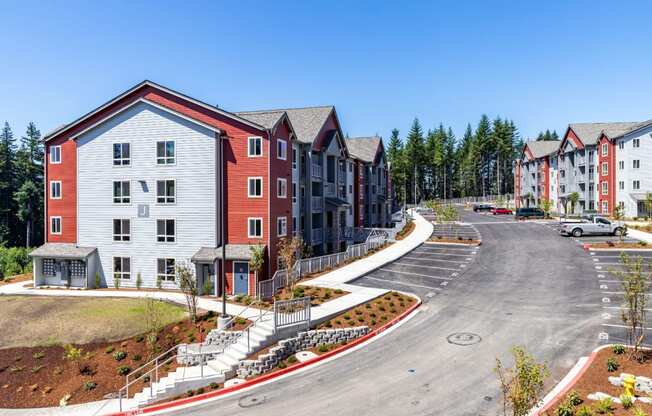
601,143,608,156
157,258,176,282
633,159,640,169
49,146,61,164
601,181,608,195
113,257,131,280
602,200,608,213
50,216,62,235
634,138,640,148
248,137,263,157
349,184,353,194
619,141,624,150
113,181,130,204
156,180,176,204
277,139,287,160
113,219,131,242
292,148,297,170
619,161,624,170
248,217,263,238
248,177,263,198
619,181,624,190
113,143,130,166
156,219,176,242
277,216,287,237
292,183,297,204
601,162,608,176
348,162,353,172
50,181,62,199
157,140,175,165
619,201,625,210
633,180,641,190
277,178,287,198
292,217,297,235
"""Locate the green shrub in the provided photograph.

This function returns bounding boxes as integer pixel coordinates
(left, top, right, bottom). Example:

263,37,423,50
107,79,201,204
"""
318,344,329,353
105,346,115,354
621,394,633,409
606,357,619,372
209,382,220,389
287,355,298,364
196,387,205,395
343,314,351,320
33,351,45,360
83,381,97,391
277,362,287,369
354,309,363,315
595,397,613,414
632,407,648,416
0,246,32,278
156,276,163,290
202,278,213,296
365,303,371,309
116,366,130,376
114,277,120,290
575,405,594,416
113,351,127,361
567,390,582,406
612,344,625,355
555,401,574,416
94,272,101,289
132,354,141,362
134,335,144,343
136,273,143,290
334,289,343,294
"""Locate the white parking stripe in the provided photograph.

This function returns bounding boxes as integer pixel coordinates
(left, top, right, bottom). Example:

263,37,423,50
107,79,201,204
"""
602,323,652,331
401,256,468,264
361,275,443,290
391,262,460,271
419,246,477,252
410,251,473,258
378,268,453,280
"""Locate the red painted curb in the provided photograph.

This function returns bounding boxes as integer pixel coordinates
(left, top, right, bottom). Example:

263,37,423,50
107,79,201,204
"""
106,296,423,416
583,243,590,251
533,345,608,415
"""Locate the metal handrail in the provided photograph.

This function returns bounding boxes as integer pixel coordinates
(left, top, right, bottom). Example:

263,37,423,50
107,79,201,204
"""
125,344,178,388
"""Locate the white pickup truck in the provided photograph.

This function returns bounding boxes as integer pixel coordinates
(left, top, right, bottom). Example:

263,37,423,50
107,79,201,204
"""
560,216,627,237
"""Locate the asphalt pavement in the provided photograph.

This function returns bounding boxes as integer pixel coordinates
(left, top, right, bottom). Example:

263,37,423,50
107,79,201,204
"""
169,209,601,416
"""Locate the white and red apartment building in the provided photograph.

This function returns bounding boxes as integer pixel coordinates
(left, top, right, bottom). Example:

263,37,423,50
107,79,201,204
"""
515,120,652,217
30,81,392,295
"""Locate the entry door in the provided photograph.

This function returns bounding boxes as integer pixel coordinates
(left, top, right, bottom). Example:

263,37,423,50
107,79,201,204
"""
233,262,249,295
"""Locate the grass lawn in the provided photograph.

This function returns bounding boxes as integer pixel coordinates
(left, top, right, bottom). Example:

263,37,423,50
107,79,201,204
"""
0,296,186,348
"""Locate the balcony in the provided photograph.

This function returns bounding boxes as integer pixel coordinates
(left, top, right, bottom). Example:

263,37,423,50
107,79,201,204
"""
311,228,323,244
338,173,345,185
325,182,336,197
311,196,322,212
311,163,322,180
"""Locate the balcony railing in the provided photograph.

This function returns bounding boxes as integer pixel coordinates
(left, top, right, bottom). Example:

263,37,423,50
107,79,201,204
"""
311,196,322,212
338,173,345,185
311,228,323,243
311,163,322,179
325,182,336,197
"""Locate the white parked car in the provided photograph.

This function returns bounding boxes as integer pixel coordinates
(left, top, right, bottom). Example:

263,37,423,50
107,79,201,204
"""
560,216,627,237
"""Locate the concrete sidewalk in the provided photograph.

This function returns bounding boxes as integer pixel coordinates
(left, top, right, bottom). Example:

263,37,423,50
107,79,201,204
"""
627,228,652,244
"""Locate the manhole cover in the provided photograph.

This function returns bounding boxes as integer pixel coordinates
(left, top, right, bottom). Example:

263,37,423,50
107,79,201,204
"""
238,394,267,408
447,332,482,346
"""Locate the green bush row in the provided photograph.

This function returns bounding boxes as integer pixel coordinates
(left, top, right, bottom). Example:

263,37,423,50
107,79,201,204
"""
0,246,33,280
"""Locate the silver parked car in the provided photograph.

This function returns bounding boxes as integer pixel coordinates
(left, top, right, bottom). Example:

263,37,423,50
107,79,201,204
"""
560,216,627,237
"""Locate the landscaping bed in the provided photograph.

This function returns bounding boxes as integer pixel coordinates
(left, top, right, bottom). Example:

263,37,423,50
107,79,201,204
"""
546,346,652,415
318,291,417,330
587,241,650,250
0,272,31,287
428,236,481,245
395,220,415,240
228,285,350,310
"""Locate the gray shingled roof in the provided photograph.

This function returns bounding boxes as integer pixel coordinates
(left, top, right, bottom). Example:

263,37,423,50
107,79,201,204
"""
524,140,560,159
569,122,639,145
192,245,261,262
29,243,97,259
234,110,286,130
238,106,334,144
345,136,381,163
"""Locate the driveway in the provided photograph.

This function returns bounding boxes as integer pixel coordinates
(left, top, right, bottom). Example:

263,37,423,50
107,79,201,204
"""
168,209,601,416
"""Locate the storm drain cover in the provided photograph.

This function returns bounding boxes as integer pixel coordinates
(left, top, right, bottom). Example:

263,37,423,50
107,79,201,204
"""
239,394,267,408
447,332,482,346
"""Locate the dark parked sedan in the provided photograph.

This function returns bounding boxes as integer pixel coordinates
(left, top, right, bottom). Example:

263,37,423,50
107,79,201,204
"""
473,204,494,212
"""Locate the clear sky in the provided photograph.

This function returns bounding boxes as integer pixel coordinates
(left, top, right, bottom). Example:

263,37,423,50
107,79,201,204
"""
1,0,652,143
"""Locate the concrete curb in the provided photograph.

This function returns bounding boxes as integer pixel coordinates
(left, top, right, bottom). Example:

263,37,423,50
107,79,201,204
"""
586,246,652,252
531,344,613,415
105,295,423,416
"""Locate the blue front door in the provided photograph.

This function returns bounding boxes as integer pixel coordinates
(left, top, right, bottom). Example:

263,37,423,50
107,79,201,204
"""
233,262,249,295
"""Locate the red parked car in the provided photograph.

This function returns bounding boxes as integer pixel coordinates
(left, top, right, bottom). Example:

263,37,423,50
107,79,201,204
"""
492,208,513,215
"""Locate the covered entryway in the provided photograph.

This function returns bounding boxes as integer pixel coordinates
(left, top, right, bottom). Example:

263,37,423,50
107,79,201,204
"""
192,244,262,297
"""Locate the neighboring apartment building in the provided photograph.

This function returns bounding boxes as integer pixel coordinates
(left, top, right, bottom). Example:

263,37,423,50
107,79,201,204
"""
345,136,392,228
30,80,394,294
514,140,560,209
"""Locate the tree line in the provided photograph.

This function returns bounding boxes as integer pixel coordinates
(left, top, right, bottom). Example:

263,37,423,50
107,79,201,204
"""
0,121,44,248
387,116,525,204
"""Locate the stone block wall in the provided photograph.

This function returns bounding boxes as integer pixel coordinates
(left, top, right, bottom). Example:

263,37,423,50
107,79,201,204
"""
236,326,369,378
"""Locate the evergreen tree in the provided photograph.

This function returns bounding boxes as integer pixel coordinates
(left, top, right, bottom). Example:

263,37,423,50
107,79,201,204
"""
386,129,407,206
15,122,44,247
474,115,492,197
404,118,426,204
536,129,559,141
0,123,17,245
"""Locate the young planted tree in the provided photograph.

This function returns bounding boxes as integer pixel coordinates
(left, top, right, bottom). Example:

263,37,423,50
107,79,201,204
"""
611,253,649,357
176,260,198,323
540,199,552,219
495,345,550,416
144,297,165,355
249,244,266,289
568,192,579,215
276,236,304,297
645,192,652,221
612,205,626,243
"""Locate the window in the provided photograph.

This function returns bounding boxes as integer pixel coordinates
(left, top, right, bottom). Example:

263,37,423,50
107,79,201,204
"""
50,181,62,199
619,141,624,150
602,200,608,213
292,183,297,204
277,216,287,237
156,140,175,165
619,181,624,190
633,160,640,169
113,219,131,241
348,162,353,172
619,161,624,170
292,148,297,169
619,201,625,210
113,143,130,166
601,181,608,195
113,257,131,280
634,138,640,148
292,217,297,235
277,178,287,198
277,139,287,160
633,180,641,190
248,177,263,198
156,180,176,204
349,184,353,194
601,143,608,156
49,146,61,164
157,258,176,282
156,219,176,242
50,216,61,235
601,162,608,176
248,218,262,238
113,181,130,204
248,137,262,157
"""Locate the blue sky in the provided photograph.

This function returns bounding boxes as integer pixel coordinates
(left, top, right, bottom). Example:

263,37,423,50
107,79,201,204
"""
1,1,652,144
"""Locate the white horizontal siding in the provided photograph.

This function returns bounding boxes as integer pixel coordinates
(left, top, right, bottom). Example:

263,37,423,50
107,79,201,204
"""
77,102,216,288
616,125,652,217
